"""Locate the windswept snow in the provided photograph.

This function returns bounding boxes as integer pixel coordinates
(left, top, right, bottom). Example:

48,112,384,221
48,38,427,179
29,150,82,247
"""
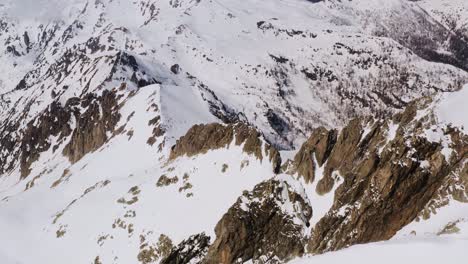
159,83,218,145
397,200,468,239
435,84,468,133
291,237,468,264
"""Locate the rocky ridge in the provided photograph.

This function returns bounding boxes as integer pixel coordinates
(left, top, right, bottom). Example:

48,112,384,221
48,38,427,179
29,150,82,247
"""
0,0,468,263
1,0,467,150
145,88,468,263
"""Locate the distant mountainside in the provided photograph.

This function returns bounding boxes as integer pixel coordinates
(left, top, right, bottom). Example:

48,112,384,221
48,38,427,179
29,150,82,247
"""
0,0,467,263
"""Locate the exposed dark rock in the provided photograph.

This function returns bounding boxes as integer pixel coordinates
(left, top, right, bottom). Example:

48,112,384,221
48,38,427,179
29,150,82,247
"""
293,99,468,254
234,123,264,160
266,110,290,136
171,64,181,74
19,102,72,178
197,83,243,124
15,79,27,90
63,89,121,163
147,115,165,145
161,233,210,264
110,52,160,88
269,54,289,64
156,175,179,187
169,123,235,160
265,144,282,174
6,45,21,56
291,127,337,183
138,234,174,264
23,31,31,52
169,123,279,172
204,179,312,264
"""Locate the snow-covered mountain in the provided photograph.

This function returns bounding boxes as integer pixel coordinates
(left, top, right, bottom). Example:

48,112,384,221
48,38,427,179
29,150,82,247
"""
1,0,467,148
0,0,467,263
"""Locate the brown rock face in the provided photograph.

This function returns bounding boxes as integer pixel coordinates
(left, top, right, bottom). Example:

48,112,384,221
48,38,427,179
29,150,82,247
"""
169,123,281,172
204,179,312,264
0,119,20,176
18,102,73,178
169,123,235,160
63,89,121,163
160,233,210,264
309,137,447,253
292,127,337,183
265,144,282,174
299,100,468,254
0,89,122,179
163,95,466,262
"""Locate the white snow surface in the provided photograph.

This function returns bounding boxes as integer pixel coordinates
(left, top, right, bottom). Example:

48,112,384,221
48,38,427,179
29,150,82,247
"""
435,84,468,133
291,237,468,264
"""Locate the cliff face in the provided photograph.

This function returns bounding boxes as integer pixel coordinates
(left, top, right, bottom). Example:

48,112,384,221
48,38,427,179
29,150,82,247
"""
0,88,123,180
169,123,281,174
204,179,312,264
305,100,467,253
62,90,121,164
187,91,467,262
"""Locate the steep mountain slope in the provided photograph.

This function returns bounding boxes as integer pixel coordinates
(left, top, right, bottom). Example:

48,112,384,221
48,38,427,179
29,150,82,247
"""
291,236,468,264
162,86,467,263
0,97,281,263
0,0,467,263
328,0,468,71
0,0,467,149
418,0,468,38
0,85,466,264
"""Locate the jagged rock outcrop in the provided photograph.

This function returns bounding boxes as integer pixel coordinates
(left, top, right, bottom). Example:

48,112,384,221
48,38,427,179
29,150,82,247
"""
265,144,282,174
204,179,312,264
63,89,121,163
19,102,73,178
0,89,123,179
291,127,338,183
169,123,281,173
0,119,22,175
160,233,211,264
297,97,468,254
160,91,467,262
